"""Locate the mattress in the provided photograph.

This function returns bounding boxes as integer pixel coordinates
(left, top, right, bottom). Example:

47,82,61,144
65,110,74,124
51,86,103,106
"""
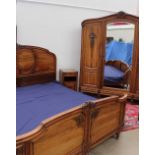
104,65,124,83
16,82,95,136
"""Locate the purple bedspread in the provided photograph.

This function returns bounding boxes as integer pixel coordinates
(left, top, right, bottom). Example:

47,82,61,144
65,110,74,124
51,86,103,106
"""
104,65,124,83
16,82,95,136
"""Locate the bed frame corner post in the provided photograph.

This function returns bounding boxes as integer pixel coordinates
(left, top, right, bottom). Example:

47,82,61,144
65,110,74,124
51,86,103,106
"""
119,94,127,127
81,101,92,155
115,94,127,139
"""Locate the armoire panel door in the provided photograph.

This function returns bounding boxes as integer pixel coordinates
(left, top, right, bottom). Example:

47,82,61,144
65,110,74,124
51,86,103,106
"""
80,22,103,89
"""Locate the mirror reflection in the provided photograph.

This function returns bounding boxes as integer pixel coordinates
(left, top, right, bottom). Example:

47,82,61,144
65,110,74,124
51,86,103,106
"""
103,22,135,90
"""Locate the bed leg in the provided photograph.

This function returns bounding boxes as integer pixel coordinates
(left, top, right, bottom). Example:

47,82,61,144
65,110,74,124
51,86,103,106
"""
82,151,89,155
113,132,120,139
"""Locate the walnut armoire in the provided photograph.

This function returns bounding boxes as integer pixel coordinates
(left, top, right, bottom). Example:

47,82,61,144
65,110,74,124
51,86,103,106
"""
79,12,139,99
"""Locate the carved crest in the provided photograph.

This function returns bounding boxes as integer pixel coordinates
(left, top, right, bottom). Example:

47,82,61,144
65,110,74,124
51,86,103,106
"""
116,11,127,19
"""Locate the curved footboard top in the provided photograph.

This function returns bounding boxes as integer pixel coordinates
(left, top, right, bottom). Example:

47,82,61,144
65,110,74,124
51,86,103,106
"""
16,103,85,143
16,102,89,155
16,94,127,155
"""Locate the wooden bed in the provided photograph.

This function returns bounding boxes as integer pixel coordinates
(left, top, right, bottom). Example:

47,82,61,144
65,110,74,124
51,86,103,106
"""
16,45,127,155
104,60,131,88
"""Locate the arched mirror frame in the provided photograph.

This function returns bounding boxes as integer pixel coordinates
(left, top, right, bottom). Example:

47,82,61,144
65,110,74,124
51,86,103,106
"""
101,12,139,98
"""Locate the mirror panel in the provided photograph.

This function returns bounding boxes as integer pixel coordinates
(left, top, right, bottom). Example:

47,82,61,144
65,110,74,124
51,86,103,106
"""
103,21,135,90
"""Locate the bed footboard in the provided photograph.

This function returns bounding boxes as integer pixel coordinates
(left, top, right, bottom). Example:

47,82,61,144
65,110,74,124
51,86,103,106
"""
16,95,127,155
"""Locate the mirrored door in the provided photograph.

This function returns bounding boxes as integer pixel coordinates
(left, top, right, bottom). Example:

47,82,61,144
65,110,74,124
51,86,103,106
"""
103,21,135,90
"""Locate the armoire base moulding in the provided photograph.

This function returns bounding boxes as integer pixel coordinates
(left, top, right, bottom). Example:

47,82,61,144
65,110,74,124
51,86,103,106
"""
80,86,139,100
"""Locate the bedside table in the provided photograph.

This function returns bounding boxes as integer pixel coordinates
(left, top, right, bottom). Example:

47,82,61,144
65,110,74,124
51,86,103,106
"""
59,69,78,91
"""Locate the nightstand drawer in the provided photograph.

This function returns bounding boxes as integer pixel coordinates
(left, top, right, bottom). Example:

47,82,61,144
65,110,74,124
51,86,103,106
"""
64,82,77,90
63,72,78,77
59,69,78,91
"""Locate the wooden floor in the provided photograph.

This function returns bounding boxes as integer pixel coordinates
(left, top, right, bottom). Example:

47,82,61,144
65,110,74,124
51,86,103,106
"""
90,129,139,155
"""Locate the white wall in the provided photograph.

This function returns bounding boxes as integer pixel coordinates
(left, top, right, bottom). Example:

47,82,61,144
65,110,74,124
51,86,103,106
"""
17,0,139,15
107,25,135,42
16,0,138,79
107,29,135,43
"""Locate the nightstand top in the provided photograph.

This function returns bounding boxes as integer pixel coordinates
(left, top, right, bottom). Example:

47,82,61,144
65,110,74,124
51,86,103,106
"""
60,69,78,73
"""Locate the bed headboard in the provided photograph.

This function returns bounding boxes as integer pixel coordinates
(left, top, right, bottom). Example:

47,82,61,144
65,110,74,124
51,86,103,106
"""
16,45,56,87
